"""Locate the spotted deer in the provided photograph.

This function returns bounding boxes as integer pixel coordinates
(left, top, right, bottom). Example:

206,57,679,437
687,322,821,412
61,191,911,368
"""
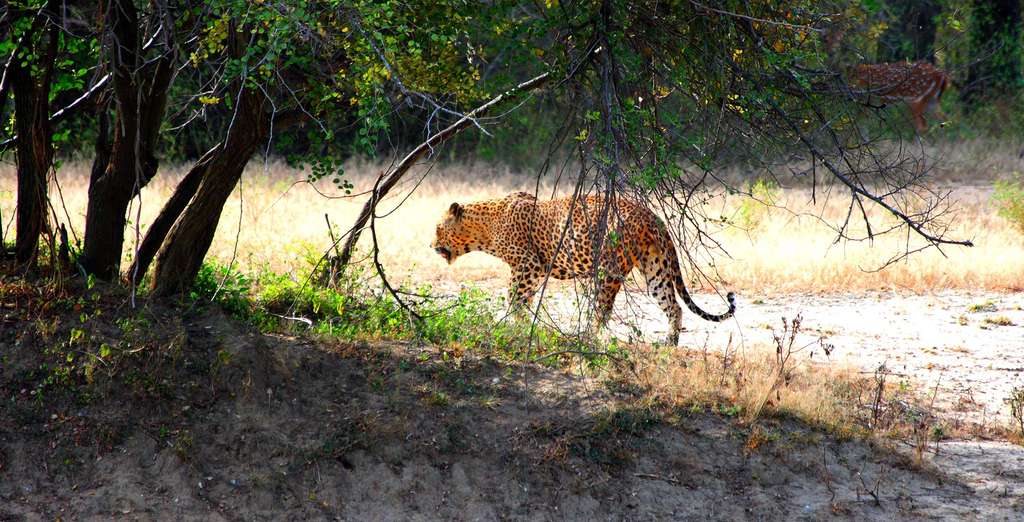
848,61,951,134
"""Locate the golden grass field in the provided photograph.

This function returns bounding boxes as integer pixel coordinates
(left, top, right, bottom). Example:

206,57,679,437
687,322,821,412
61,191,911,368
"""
2,144,1021,294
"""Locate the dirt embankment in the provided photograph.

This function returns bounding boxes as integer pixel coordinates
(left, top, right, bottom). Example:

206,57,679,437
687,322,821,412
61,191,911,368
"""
1,292,1022,520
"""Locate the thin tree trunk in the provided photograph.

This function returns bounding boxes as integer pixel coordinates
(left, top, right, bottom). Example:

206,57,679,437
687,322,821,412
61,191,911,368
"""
90,99,111,187
328,72,550,281
125,143,219,282
146,17,318,297
149,89,269,297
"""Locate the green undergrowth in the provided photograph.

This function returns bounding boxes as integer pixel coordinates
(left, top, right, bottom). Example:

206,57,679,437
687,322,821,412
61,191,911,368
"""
184,262,1000,447
188,261,627,368
992,172,1024,233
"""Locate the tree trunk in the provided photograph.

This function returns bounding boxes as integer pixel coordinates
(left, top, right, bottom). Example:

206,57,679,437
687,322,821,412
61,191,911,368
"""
12,73,52,266
149,88,269,297
79,0,175,279
962,0,1022,103
125,143,219,282
89,99,112,190
10,3,59,266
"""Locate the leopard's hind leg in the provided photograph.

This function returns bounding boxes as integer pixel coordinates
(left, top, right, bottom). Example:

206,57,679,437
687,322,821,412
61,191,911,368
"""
640,247,682,345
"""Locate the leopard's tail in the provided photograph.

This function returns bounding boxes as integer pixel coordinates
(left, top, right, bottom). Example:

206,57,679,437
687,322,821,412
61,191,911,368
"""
676,277,736,322
664,233,736,322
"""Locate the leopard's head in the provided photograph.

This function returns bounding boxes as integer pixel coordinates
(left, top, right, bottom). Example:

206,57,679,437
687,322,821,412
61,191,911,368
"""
431,202,473,264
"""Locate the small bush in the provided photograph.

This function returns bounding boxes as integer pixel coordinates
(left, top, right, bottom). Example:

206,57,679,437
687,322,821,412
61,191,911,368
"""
983,316,1016,327
734,177,779,231
992,173,1024,233
190,263,261,322
967,300,997,313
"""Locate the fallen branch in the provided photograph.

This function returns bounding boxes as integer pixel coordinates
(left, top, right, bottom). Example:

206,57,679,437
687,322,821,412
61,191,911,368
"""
633,473,685,486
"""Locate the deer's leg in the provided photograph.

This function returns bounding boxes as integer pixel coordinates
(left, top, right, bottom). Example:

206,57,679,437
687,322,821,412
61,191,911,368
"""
928,96,949,125
907,98,929,134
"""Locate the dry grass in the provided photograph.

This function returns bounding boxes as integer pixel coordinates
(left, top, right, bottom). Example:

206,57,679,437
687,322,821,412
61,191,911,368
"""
612,314,1012,448
632,341,869,431
1,150,1021,294
718,186,1023,293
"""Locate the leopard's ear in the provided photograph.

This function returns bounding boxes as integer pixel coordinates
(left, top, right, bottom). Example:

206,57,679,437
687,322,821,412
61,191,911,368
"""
449,202,464,221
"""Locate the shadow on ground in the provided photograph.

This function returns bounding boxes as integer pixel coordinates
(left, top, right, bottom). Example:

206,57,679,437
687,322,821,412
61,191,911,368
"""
1,287,1021,521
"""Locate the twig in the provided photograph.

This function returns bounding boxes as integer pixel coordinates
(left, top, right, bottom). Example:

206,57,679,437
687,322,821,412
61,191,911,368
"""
634,473,683,485
367,175,421,322
324,214,341,258
535,349,628,363
688,0,822,32
268,313,313,329
821,445,836,504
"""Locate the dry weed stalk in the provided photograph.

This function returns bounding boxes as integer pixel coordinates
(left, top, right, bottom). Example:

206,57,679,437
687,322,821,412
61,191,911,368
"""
1006,387,1024,437
870,363,889,428
748,313,828,422
854,462,883,507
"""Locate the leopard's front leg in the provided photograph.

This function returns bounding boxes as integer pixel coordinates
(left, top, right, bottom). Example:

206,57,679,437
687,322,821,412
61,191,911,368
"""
508,260,543,322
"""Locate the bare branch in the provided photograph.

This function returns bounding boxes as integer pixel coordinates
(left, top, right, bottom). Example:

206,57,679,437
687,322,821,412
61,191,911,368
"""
326,71,551,280
0,74,111,150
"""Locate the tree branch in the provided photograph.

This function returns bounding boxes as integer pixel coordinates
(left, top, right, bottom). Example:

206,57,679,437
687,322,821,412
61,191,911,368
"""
765,96,973,248
324,71,551,283
0,74,111,150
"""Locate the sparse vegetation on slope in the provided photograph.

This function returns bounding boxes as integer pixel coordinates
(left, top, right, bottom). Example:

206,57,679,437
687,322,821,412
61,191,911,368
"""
2,270,1022,519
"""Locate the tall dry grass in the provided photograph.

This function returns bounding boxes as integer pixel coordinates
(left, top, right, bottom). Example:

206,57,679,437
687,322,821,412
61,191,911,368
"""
718,185,1023,293
1,151,1021,294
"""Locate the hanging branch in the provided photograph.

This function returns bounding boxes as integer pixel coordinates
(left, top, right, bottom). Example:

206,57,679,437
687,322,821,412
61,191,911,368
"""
323,71,551,284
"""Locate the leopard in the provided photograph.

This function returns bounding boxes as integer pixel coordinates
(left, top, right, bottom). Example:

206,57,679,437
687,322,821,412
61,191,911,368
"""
431,191,735,344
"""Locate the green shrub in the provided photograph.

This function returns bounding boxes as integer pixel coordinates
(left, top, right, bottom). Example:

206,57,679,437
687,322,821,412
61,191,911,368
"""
992,173,1024,232
734,177,779,231
188,261,611,366
190,263,259,320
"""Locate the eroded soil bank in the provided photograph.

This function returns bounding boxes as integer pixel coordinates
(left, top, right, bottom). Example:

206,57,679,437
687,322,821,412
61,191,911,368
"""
2,293,1022,521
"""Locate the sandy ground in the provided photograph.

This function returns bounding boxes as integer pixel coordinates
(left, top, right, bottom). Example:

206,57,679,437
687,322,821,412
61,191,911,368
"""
513,285,1024,426
427,265,1024,426
660,291,1023,427
712,291,1024,427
